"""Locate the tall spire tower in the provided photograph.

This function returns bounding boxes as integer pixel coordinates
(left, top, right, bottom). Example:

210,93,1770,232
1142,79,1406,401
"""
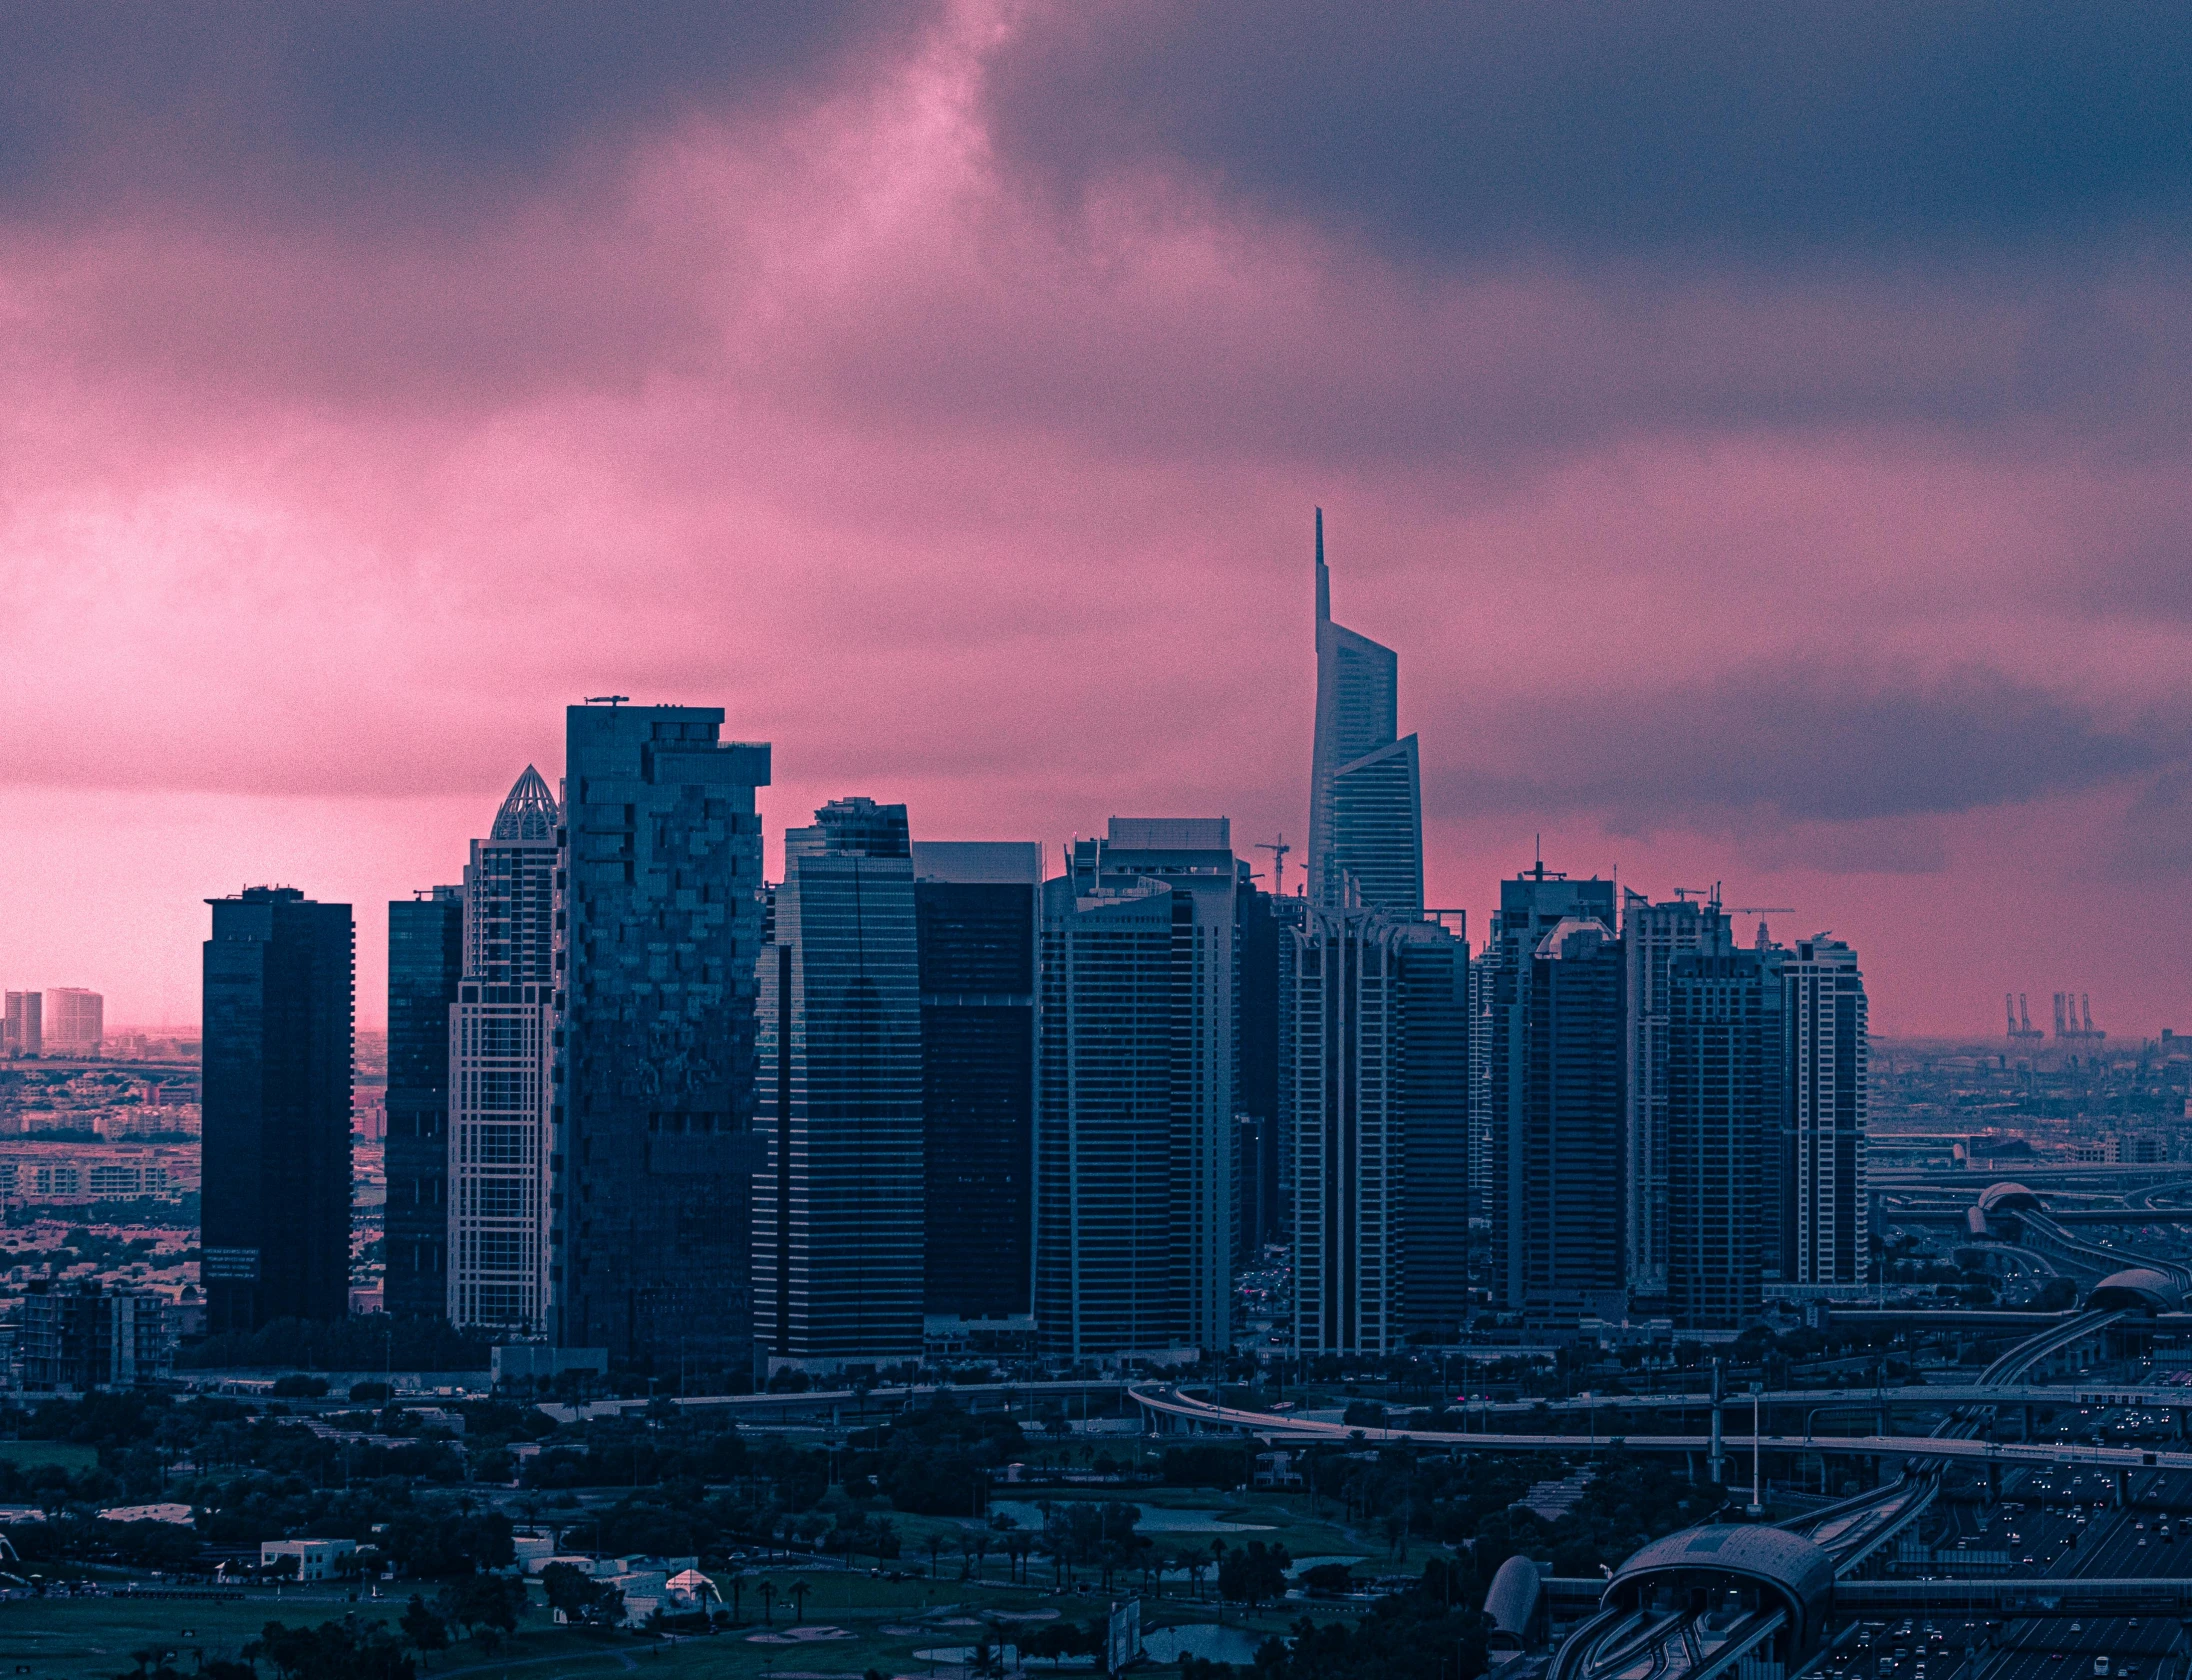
1306,509,1423,916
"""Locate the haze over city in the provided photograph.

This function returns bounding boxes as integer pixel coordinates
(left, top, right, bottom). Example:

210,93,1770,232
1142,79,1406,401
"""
3,5,2189,1036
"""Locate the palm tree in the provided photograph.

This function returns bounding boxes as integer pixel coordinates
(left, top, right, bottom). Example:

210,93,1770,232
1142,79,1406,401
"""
787,1582,811,1624
971,1533,991,1583
757,1580,778,1626
927,1531,947,1580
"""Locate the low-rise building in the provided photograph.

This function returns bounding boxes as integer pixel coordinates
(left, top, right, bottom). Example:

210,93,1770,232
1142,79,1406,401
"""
260,1538,358,1580
18,1285,173,1390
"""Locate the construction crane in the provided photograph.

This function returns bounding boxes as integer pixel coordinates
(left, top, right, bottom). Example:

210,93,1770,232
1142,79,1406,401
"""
2007,993,2044,1042
1255,835,1292,897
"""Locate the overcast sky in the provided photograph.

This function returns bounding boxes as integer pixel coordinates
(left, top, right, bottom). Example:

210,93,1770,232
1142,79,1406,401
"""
2,1,2188,1036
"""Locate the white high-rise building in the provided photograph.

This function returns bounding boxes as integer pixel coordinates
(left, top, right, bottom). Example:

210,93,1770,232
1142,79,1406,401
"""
43,989,103,1056
447,767,557,1335
1785,935,1868,1288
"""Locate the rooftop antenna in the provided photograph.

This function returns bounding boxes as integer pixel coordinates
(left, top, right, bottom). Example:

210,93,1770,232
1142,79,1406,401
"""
1255,835,1292,898
1314,506,1330,622
583,694,629,707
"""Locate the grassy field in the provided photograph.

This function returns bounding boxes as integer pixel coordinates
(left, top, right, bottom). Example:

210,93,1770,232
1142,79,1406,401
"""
0,1553,1343,1680
0,1443,98,1474
0,1483,1396,1680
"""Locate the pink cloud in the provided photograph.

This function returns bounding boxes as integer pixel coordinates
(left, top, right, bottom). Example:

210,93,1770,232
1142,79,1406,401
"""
1,8,2190,1037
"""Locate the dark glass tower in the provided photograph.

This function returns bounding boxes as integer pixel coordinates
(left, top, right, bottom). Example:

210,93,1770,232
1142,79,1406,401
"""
1483,864,1617,1315
555,704,769,1376
753,798,925,1367
202,887,354,1334
913,841,1039,1328
1666,948,1786,1328
1397,921,1470,1341
385,885,462,1321
1495,900,1627,1326
1236,886,1287,1260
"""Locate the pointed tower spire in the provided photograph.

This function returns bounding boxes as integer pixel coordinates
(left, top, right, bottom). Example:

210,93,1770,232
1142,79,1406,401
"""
1314,505,1330,622
490,764,558,841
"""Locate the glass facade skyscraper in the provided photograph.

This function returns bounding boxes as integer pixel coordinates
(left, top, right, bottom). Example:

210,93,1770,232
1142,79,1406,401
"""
1621,892,1734,1302
1037,819,1237,1360
1308,509,1423,917
1666,948,1786,1327
449,767,557,1334
913,841,1039,1331
202,887,354,1334
386,884,462,1320
555,705,770,1377
754,798,925,1368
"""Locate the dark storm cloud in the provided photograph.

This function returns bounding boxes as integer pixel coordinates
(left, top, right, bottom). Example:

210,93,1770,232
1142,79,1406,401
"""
983,1,2192,265
1436,663,2176,828
0,3,940,222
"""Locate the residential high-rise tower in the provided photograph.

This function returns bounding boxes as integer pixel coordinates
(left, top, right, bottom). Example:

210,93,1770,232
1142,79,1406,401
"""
1036,819,1238,1360
1785,935,1869,1289
450,767,558,1334
1621,892,1734,1301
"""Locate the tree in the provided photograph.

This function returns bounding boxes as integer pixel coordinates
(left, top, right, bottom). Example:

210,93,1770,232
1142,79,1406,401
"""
1216,1540,1291,1609
927,1530,946,1579
756,1580,778,1626
399,1598,447,1658
787,1581,811,1623
540,1562,623,1628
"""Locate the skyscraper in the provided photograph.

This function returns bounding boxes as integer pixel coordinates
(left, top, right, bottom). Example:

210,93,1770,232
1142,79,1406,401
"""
1785,935,1869,1289
913,841,1040,1336
555,705,770,1377
449,767,558,1334
43,990,102,1056
1308,510,1423,917
201,887,354,1334
1288,906,1469,1355
1483,864,1617,1314
385,885,462,1320
1236,884,1290,1260
1665,948,1786,1328
1396,918,1471,1341
1621,892,1733,1301
3,992,40,1056
753,798,925,1369
1037,819,1238,1360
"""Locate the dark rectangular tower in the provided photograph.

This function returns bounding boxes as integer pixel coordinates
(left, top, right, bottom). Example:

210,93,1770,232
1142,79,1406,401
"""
202,887,354,1334
556,704,770,1378
385,886,462,1321
1666,948,1786,1328
913,841,1039,1329
1484,864,1618,1315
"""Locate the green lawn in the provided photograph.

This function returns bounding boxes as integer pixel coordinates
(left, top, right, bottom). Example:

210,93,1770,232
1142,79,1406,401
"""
0,1443,98,1474
0,1565,1329,1680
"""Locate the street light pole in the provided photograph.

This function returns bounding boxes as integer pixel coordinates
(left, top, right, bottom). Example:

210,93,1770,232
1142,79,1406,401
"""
1748,1384,1765,1516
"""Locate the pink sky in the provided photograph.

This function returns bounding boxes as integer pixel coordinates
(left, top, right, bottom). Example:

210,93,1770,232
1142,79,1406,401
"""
2,4,2189,1037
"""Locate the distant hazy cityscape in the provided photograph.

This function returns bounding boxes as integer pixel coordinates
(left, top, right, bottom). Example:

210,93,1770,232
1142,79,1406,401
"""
0,517,2176,1392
